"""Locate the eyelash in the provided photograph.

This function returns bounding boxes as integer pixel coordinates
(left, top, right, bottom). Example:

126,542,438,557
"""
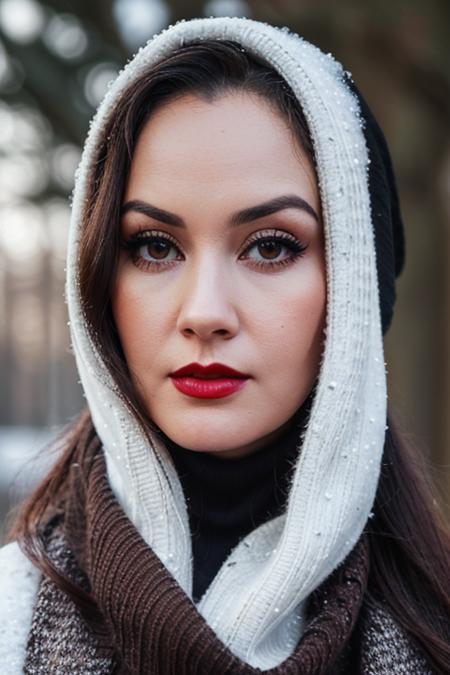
120,228,309,273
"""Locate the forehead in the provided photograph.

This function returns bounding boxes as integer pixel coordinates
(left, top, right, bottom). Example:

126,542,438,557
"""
126,91,318,201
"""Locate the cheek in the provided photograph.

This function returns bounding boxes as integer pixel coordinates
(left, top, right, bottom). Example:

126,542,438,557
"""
112,269,168,368
277,289,325,364
255,265,326,359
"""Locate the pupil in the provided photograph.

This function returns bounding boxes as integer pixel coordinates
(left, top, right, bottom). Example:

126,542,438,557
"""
149,240,169,259
259,241,281,259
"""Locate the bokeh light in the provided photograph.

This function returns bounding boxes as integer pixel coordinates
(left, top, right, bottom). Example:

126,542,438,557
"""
49,143,81,191
43,13,88,60
0,202,46,265
0,0,45,45
0,154,49,197
83,61,119,107
113,0,169,50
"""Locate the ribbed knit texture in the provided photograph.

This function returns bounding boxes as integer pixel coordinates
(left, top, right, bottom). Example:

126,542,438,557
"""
22,433,432,674
66,16,388,668
29,435,370,674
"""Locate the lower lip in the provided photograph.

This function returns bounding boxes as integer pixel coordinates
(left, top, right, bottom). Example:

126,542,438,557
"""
170,376,249,399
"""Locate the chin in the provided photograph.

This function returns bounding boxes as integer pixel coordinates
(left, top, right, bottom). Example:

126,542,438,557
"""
146,395,292,456
154,419,266,456
168,430,250,453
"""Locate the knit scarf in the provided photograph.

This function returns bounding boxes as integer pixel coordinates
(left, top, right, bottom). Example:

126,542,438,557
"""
27,431,370,674
24,429,432,674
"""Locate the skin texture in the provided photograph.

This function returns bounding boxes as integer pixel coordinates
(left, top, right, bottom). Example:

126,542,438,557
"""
113,91,327,459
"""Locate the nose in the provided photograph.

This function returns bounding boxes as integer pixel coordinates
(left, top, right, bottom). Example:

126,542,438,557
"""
176,257,239,341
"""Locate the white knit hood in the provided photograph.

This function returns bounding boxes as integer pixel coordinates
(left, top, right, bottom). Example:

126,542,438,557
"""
66,17,387,671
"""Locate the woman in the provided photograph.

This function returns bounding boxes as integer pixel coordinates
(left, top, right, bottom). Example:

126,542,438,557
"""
1,16,449,674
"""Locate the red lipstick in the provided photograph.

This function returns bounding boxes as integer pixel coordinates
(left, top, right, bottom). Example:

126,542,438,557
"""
169,362,250,399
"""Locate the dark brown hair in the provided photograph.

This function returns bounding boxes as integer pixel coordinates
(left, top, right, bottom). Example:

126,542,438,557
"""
8,39,450,672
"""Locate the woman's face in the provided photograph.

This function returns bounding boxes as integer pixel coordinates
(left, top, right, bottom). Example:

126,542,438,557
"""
113,91,326,459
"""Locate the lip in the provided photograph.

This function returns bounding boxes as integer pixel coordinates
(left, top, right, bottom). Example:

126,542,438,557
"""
169,362,250,399
170,362,250,378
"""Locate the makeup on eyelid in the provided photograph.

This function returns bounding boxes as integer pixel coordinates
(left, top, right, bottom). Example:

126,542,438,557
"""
120,226,309,273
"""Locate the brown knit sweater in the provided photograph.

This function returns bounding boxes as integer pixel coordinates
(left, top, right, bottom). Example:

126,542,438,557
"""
23,436,432,674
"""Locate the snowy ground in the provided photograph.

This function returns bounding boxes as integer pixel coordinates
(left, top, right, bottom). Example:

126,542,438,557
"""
0,426,58,542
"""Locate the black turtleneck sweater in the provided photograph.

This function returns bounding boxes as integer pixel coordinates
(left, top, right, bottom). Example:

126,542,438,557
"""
162,399,312,602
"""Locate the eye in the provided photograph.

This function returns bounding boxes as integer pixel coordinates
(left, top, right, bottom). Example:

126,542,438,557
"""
247,238,287,260
121,230,183,271
239,229,308,270
139,238,177,261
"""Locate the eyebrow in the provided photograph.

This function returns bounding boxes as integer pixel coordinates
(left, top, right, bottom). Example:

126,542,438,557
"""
121,194,320,227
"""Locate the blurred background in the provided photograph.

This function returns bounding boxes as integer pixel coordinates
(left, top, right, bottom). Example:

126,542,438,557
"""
0,0,449,539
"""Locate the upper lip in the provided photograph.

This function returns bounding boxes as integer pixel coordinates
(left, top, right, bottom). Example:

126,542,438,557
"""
170,362,250,379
